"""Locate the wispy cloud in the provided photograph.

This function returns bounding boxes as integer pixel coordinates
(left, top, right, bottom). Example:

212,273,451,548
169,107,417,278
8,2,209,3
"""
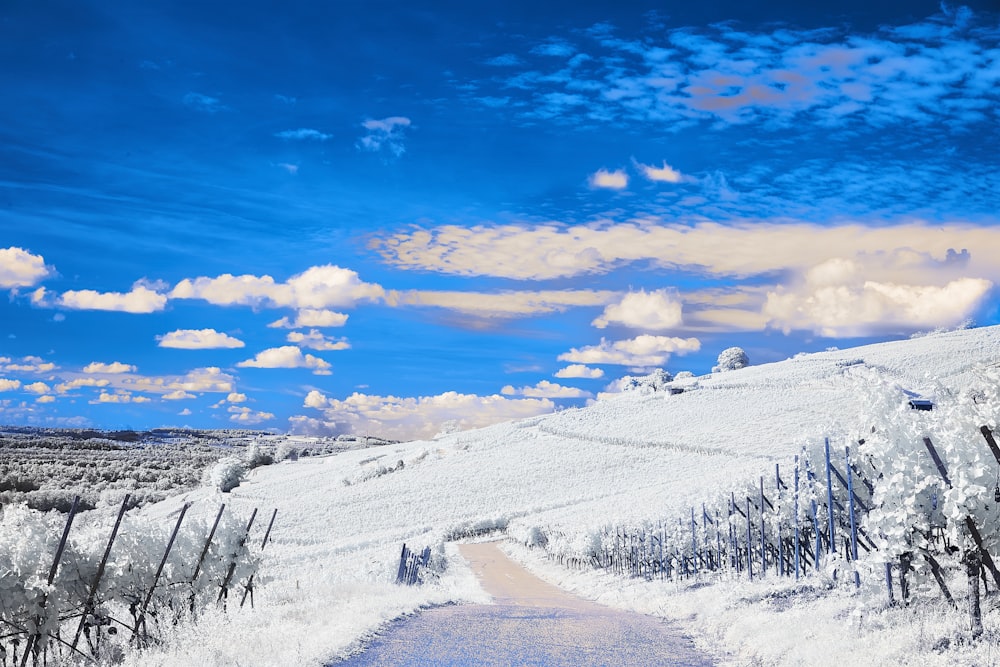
268,309,349,329
274,128,332,141
357,116,412,158
83,361,136,374
182,92,226,113
156,328,245,349
475,9,999,131
286,329,350,351
501,380,591,398
386,289,618,318
637,160,689,183
41,283,168,313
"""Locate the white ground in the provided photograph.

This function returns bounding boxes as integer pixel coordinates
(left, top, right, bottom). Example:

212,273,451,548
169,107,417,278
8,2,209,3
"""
122,326,1000,666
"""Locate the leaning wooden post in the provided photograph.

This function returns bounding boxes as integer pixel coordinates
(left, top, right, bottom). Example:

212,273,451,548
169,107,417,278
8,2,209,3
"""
217,508,258,603
794,456,801,579
240,508,277,608
690,507,698,574
133,502,191,643
746,496,754,579
776,464,785,577
72,494,130,651
965,549,984,638
192,504,226,584
824,438,836,560
846,446,860,588
759,477,767,576
21,496,80,667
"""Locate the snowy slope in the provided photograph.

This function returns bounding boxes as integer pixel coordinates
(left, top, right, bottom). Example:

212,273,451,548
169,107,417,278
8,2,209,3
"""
125,325,1000,666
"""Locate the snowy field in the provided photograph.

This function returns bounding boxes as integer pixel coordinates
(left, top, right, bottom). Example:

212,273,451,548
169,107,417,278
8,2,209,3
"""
88,326,1000,665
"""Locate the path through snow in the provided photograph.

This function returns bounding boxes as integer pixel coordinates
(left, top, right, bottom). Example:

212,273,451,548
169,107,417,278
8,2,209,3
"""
333,541,715,666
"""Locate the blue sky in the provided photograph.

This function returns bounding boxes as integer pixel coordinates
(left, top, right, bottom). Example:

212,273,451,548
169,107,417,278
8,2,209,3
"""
1,0,998,439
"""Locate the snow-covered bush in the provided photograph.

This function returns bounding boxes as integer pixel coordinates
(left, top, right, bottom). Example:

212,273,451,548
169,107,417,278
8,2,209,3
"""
207,456,246,493
274,441,298,462
713,346,749,372
608,368,673,394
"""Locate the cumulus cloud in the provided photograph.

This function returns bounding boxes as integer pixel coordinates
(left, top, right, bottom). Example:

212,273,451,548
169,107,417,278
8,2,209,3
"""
589,168,628,190
83,361,136,374
293,390,555,441
237,346,332,375
554,364,604,379
357,116,411,157
559,335,701,367
592,289,683,330
0,356,56,373
171,265,383,311
35,395,55,404
386,289,618,318
23,382,51,395
764,258,993,336
500,380,591,398
0,379,22,391
229,406,276,424
226,392,247,403
162,389,196,400
275,128,332,141
157,329,245,349
0,247,51,288
268,309,349,329
57,284,167,313
637,161,688,183
93,390,150,404
286,330,350,351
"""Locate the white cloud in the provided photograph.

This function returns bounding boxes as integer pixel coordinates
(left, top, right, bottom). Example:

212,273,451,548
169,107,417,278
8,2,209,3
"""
554,364,604,379
35,395,56,404
162,389,196,400
268,309,349,329
275,128,332,141
592,289,683,330
57,284,167,313
179,408,192,416
286,330,350,351
0,379,21,391
93,390,150,404
0,356,56,373
500,380,591,398
23,382,51,395
637,161,688,183
589,168,628,190
559,335,701,367
226,392,247,403
278,163,299,175
293,390,555,441
764,271,993,337
83,361,136,374
357,116,411,157
55,378,110,393
237,346,332,375
0,247,51,288
387,289,618,318
157,329,245,349
228,406,276,424
171,266,383,311
373,221,1000,282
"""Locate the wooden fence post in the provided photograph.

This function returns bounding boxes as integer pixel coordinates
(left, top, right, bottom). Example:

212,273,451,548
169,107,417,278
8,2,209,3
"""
824,438,836,563
133,502,191,643
72,494,130,651
20,496,80,667
794,455,801,580
846,446,860,588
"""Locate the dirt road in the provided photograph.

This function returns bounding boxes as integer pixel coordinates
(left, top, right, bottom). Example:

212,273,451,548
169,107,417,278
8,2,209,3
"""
334,541,715,666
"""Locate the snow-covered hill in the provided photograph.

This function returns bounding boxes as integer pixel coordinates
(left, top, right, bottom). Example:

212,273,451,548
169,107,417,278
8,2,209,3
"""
127,325,1000,666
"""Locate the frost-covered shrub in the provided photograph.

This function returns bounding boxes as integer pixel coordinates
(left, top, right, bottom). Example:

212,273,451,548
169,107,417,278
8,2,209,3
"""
244,443,274,469
713,346,749,372
274,441,298,462
609,368,673,394
206,457,246,493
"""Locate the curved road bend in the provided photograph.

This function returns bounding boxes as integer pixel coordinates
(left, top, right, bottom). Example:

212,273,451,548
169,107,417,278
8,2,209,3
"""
334,541,716,667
